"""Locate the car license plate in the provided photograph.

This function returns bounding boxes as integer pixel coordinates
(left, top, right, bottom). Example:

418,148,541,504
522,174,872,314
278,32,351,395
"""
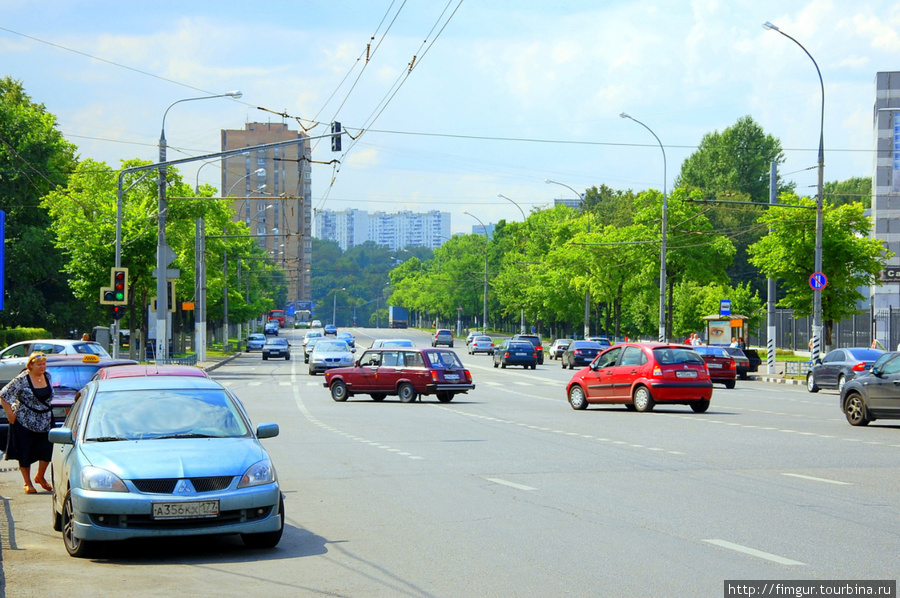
152,500,219,520
676,370,698,378
445,374,459,380
707,363,722,368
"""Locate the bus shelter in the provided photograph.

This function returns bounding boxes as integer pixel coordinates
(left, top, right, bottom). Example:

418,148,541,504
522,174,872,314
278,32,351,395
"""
701,314,749,346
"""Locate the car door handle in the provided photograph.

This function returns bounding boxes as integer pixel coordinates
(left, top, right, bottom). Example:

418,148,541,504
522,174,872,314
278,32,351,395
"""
893,380,900,385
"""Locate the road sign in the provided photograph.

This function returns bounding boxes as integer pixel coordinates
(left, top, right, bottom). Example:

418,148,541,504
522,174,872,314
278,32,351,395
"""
719,299,731,317
809,272,828,291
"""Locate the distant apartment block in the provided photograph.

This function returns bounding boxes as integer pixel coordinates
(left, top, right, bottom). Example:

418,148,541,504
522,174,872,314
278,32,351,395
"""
315,209,451,251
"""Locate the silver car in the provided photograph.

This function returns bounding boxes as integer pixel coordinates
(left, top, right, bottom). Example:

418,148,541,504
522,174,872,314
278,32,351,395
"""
308,339,355,375
49,376,283,557
0,339,110,384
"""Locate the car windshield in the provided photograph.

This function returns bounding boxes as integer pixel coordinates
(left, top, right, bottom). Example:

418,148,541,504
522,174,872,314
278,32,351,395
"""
723,347,746,357
475,336,492,342
306,332,322,338
846,348,883,361
249,334,265,341
425,351,464,369
47,365,100,390
573,342,601,349
653,347,705,365
315,341,349,352
508,342,534,350
72,343,110,357
381,340,413,347
83,389,249,441
265,338,288,347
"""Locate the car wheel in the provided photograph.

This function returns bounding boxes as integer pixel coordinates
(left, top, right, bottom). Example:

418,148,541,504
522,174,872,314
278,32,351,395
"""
501,362,506,369
241,495,284,549
690,400,710,413
330,380,349,402
837,374,847,393
437,392,453,403
285,355,290,361
806,372,819,393
568,385,588,410
844,392,870,426
371,393,386,402
531,364,536,370
632,386,655,412
308,368,316,376
63,491,92,558
398,382,418,403
263,354,268,361
724,380,735,389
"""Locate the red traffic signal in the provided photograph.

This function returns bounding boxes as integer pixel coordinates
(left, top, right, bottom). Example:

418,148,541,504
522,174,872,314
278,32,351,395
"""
112,305,125,320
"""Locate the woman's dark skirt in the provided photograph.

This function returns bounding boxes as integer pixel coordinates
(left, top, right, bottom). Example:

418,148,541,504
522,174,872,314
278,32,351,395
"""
4,421,52,467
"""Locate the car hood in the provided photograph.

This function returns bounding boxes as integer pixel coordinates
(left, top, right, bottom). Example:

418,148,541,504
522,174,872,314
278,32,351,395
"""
79,437,268,479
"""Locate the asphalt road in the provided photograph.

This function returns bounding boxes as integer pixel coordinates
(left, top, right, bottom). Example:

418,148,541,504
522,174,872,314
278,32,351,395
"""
1,327,897,597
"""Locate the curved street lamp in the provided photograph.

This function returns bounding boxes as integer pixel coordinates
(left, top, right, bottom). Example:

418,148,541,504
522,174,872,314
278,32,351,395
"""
464,211,490,334
496,193,526,220
763,20,825,357
497,193,527,333
620,112,668,343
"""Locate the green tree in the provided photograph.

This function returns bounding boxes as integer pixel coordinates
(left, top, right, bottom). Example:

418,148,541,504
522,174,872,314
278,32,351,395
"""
0,77,80,333
671,281,763,339
824,176,871,208
748,195,889,344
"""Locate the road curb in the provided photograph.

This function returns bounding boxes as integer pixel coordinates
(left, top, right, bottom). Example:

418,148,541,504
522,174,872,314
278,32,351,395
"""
749,375,805,386
201,352,241,373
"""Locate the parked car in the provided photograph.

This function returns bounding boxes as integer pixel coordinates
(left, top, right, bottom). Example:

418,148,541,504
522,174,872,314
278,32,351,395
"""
0,339,110,385
92,364,209,380
304,337,323,363
336,332,355,348
49,375,283,557
493,340,538,370
432,329,454,347
722,347,753,379
560,341,603,370
566,343,713,413
246,333,266,352
263,322,279,336
548,339,572,360
0,354,138,449
806,347,884,393
370,339,415,348
840,351,900,426
324,324,338,336
262,337,291,361
511,334,544,364
468,335,494,355
691,345,737,389
324,347,474,403
308,339,355,375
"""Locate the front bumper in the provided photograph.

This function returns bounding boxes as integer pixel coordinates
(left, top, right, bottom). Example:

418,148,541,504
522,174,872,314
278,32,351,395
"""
309,361,353,373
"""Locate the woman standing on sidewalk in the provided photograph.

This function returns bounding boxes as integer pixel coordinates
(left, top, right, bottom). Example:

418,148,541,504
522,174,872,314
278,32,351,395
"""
0,352,53,494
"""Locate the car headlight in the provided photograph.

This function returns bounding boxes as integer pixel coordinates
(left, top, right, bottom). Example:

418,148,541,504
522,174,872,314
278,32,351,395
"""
238,459,276,488
81,466,128,492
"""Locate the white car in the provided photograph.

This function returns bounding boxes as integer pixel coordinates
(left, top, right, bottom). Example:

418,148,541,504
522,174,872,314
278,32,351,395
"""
0,339,110,384
468,336,495,355
311,319,323,328
302,330,323,348
548,339,573,360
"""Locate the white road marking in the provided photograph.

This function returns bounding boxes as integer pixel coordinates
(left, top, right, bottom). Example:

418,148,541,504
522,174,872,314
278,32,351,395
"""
781,473,850,485
248,381,261,386
484,477,536,491
279,381,292,386
703,539,806,566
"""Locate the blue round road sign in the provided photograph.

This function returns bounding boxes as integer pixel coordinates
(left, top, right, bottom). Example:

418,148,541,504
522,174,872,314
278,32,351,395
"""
809,272,828,291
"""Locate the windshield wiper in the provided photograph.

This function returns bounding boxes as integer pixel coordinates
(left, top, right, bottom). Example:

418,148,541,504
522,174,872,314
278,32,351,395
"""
151,433,218,439
86,436,128,442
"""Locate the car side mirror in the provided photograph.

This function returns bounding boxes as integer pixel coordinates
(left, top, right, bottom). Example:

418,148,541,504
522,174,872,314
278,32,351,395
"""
49,428,74,445
589,361,600,371
351,348,356,353
871,366,883,377
256,423,279,439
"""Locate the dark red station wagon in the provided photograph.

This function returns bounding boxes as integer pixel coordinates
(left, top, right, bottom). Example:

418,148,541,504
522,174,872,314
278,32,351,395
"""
324,347,475,403
566,342,713,413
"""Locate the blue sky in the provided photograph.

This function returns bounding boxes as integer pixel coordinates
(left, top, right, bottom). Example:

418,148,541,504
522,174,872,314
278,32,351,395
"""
2,0,898,234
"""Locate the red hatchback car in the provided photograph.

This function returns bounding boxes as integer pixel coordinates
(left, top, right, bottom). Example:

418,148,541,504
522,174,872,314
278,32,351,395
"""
324,347,475,403
566,342,713,413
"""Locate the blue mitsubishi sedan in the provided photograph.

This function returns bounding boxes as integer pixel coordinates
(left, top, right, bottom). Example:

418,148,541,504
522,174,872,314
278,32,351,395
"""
49,376,283,557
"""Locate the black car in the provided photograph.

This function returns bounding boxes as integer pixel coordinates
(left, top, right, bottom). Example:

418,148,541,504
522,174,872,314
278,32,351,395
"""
807,347,884,393
722,347,756,379
840,351,900,425
263,337,291,360
493,340,538,369
511,334,544,364
561,341,603,370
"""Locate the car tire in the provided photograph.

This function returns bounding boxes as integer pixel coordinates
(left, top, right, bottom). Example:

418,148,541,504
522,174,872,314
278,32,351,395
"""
501,362,506,369
285,355,290,361
263,354,268,361
690,400,710,413
837,374,847,393
371,393,386,402
241,495,284,549
330,380,349,402
398,382,417,403
843,392,870,426
568,385,588,410
437,392,453,403
724,380,735,389
63,491,92,558
806,372,819,393
531,364,536,370
632,386,655,412
308,368,316,376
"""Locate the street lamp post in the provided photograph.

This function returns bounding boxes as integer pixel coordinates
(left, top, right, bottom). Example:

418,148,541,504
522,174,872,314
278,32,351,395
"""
333,288,346,326
157,90,241,361
464,211,489,335
619,112,668,343
763,20,825,357
497,193,527,334
545,178,591,339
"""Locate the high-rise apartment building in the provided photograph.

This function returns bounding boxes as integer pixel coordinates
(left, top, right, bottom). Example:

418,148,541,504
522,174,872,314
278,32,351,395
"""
221,122,311,304
315,209,450,251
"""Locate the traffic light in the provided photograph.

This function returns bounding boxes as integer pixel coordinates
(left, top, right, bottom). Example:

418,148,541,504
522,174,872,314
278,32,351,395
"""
331,121,341,152
99,267,128,305
112,305,125,320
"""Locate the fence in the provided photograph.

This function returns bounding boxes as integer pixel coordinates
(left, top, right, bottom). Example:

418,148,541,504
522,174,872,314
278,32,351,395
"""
747,307,900,352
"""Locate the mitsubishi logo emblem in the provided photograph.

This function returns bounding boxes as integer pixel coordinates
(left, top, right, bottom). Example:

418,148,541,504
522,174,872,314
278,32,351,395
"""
175,480,195,494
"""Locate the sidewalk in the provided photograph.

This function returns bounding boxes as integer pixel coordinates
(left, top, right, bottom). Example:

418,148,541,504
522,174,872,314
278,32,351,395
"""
197,352,241,373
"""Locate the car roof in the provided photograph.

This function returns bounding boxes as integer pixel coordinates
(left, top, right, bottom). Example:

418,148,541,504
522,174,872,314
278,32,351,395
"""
95,364,209,379
93,375,225,392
